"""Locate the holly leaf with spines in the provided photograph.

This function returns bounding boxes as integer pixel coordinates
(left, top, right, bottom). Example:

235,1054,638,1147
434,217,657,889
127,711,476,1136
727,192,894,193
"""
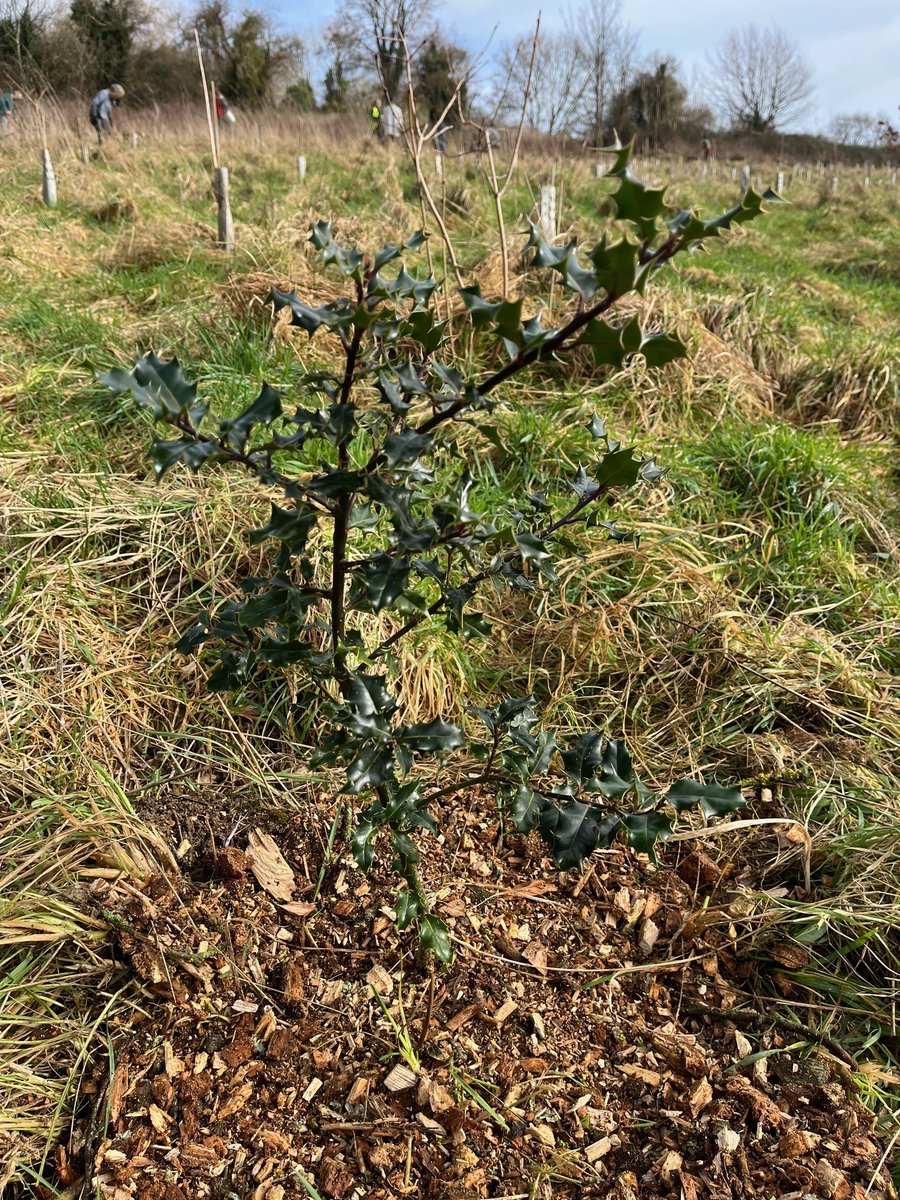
383,430,432,467
508,785,548,833
248,503,317,552
341,672,397,741
350,554,411,613
596,738,635,798
148,438,226,481
666,780,747,817
539,800,602,869
99,352,207,426
270,289,354,336
345,745,395,793
622,811,673,858
351,817,378,870
220,384,282,452
396,719,464,754
419,913,452,963
394,888,421,931
560,733,605,786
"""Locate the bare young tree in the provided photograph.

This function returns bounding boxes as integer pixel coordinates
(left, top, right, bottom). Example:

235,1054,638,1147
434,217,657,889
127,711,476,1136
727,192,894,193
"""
565,0,635,146
495,27,587,136
707,23,813,133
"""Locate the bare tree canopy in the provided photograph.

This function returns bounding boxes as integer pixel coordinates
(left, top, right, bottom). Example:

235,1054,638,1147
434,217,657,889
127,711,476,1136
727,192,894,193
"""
495,29,587,136
333,0,435,99
707,24,813,133
565,0,636,145
829,112,877,148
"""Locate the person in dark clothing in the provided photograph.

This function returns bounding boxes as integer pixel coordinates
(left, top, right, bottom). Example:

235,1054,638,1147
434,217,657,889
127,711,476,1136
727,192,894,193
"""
89,84,124,145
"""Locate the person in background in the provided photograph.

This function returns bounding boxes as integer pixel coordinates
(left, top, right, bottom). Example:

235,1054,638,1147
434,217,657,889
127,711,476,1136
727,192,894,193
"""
370,98,381,139
88,83,124,145
0,90,24,135
215,91,235,126
380,96,403,142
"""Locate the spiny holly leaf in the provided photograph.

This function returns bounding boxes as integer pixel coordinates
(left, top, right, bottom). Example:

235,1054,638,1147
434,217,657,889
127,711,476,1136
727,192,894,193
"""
508,785,548,834
384,429,432,467
342,672,397,741
515,531,556,581
597,738,635,798
622,811,673,858
99,352,206,425
270,288,353,335
539,800,602,869
593,446,643,491
396,719,464,753
587,415,607,440
148,438,225,481
308,470,365,499
666,779,747,817
607,162,668,242
220,384,282,452
588,237,641,297
419,913,452,963
560,733,605,786
248,503,317,551
639,331,687,368
346,745,395,793
394,888,421,931
354,554,410,612
351,817,378,870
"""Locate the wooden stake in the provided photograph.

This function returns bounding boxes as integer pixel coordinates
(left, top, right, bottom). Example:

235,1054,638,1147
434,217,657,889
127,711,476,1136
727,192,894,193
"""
739,165,750,192
194,29,218,169
297,154,307,180
776,170,784,193
210,79,221,166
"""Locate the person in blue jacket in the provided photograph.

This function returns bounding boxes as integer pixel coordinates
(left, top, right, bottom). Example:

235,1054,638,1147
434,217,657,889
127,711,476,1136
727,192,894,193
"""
88,83,125,144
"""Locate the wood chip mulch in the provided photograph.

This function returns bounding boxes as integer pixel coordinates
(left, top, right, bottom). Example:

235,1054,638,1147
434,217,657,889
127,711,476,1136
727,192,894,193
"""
48,794,896,1200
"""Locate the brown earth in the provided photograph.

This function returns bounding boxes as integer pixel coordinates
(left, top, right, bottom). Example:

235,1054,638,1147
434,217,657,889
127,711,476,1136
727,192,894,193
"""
40,788,895,1200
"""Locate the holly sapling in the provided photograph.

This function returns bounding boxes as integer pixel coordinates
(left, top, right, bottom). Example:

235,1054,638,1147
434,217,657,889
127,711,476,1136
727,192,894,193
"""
102,144,769,961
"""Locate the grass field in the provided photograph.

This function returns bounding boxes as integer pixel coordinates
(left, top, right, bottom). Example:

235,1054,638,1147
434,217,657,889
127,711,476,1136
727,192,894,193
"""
1,119,899,1195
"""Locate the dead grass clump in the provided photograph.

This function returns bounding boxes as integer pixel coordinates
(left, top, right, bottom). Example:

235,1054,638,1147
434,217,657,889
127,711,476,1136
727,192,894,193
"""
767,347,897,438
222,268,345,324
92,197,137,225
102,222,214,271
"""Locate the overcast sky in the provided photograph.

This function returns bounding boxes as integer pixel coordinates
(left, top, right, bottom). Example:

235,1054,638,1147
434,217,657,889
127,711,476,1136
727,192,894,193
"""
277,0,899,132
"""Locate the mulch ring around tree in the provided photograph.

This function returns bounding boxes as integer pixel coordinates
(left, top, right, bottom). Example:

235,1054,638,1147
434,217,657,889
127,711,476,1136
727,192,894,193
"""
50,790,895,1200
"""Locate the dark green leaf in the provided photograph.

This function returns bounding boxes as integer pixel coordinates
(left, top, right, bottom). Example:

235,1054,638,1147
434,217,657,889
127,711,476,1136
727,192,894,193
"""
509,786,548,833
384,429,432,467
666,780,747,817
354,554,410,612
99,352,205,425
597,738,635,798
308,470,364,499
394,888,420,931
352,818,378,870
419,913,452,963
248,503,317,551
621,812,673,857
539,800,602,869
560,733,604,785
220,384,282,451
148,438,225,481
396,719,464,753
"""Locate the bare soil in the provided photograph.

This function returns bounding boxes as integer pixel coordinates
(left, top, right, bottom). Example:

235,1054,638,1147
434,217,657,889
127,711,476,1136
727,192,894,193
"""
44,787,895,1200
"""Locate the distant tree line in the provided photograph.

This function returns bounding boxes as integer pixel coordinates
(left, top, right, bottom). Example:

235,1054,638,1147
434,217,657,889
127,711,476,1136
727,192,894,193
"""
0,0,894,150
